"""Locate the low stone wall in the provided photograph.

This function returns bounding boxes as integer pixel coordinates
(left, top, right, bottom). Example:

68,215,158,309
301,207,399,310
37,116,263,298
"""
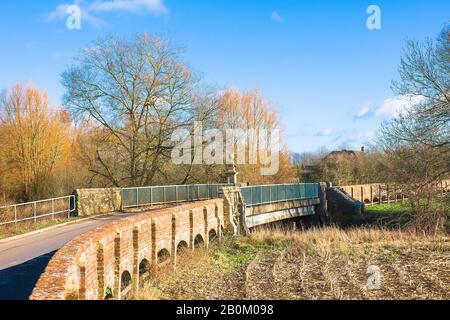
30,199,224,300
340,180,450,205
326,187,364,223
73,188,122,217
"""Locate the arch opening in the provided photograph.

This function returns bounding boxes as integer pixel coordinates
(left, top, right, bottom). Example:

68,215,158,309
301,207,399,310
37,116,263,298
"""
177,241,189,255
208,229,218,243
139,259,151,283
194,234,205,248
120,271,132,299
157,249,171,264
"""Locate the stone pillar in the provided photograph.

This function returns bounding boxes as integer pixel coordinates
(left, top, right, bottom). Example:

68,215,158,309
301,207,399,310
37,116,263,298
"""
316,182,329,225
226,163,238,185
73,188,122,217
219,186,248,235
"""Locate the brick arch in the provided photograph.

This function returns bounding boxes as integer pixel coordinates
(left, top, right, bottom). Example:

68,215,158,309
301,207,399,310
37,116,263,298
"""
30,199,224,300
194,234,205,248
139,259,151,283
176,241,189,255
120,270,132,298
208,228,218,243
157,248,170,264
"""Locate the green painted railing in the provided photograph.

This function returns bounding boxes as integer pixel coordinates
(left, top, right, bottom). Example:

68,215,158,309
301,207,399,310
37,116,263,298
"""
241,183,319,207
122,184,231,209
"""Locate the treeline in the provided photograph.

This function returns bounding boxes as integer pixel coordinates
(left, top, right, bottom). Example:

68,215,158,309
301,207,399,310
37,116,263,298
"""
299,24,450,234
0,34,296,203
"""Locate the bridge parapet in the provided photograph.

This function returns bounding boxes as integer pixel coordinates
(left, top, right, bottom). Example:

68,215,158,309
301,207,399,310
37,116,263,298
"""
221,183,325,232
30,199,224,300
340,180,450,205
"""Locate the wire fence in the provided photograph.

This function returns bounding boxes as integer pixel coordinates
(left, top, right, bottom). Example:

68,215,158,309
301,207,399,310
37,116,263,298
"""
241,183,319,207
121,184,231,209
0,195,75,227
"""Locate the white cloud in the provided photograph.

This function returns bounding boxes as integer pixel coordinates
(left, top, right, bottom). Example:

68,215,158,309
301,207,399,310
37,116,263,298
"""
90,0,168,15
317,128,333,136
271,11,282,22
322,128,333,136
355,102,371,118
45,0,168,28
375,95,425,118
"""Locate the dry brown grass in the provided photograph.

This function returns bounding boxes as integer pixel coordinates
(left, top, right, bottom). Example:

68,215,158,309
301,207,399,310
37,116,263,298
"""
0,216,81,240
137,226,450,300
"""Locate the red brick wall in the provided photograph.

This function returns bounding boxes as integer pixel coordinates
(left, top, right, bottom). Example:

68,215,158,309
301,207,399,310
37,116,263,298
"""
30,199,224,300
340,180,450,204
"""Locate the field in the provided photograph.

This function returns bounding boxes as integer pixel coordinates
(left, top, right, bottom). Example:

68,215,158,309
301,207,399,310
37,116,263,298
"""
136,201,450,300
137,225,449,300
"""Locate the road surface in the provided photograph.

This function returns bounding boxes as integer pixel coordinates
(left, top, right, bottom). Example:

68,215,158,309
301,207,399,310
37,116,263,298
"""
0,212,147,300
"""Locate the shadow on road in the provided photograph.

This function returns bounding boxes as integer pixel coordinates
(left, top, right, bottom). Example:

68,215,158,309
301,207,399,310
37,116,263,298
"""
0,251,55,300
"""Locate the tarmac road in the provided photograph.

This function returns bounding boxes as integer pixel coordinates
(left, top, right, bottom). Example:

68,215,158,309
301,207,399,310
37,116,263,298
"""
0,211,146,300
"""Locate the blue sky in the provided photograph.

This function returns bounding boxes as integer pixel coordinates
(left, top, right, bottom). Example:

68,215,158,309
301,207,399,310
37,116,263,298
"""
0,0,448,153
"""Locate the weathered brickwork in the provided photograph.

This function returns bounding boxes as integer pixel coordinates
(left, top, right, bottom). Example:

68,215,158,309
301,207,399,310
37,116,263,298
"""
340,180,450,205
30,199,224,300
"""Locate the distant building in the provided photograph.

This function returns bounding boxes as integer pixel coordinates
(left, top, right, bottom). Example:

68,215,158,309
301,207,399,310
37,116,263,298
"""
299,147,365,182
323,149,363,161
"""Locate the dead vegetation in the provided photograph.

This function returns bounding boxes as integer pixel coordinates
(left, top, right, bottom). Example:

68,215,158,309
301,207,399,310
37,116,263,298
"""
137,226,450,300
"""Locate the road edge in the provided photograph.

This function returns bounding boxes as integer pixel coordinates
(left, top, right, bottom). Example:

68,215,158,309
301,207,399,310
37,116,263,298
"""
0,213,118,245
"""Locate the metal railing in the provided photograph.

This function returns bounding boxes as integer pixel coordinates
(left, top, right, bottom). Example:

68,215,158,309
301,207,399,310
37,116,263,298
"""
0,195,76,226
241,183,319,207
122,184,231,209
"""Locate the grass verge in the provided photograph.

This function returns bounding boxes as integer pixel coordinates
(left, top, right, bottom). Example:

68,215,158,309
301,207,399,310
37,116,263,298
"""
137,226,449,300
0,217,83,240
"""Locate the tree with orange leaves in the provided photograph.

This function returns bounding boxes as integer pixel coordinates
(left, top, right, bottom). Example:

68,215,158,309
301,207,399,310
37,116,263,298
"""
218,89,296,185
0,84,72,201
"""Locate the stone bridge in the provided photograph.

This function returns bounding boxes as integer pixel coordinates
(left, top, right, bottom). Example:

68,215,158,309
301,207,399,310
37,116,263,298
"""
29,183,326,300
30,199,224,300
30,180,450,300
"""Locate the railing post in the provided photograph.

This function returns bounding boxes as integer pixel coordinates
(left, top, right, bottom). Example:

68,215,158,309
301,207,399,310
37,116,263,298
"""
52,198,55,220
33,202,37,224
163,186,166,203
387,184,391,203
370,186,373,205
14,205,17,225
67,197,71,219
150,187,153,206
136,188,139,207
260,187,263,204
379,186,382,204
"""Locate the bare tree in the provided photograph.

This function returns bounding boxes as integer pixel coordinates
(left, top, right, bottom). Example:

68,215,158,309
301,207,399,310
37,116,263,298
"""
62,34,201,187
378,24,450,234
385,24,449,148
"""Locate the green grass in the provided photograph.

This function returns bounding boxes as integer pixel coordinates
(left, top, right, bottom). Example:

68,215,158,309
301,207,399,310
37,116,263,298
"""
365,202,411,215
210,236,279,275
